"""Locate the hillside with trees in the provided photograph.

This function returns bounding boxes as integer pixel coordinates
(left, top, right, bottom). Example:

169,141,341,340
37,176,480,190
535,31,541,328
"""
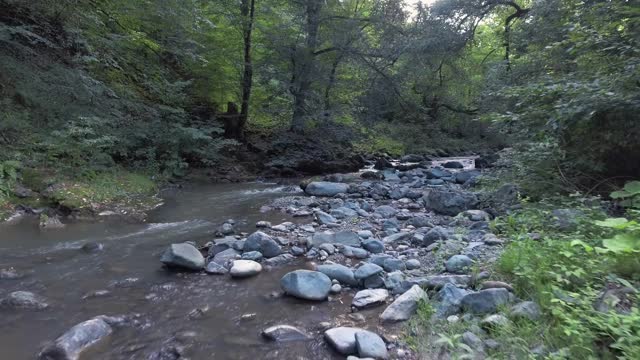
0,0,639,359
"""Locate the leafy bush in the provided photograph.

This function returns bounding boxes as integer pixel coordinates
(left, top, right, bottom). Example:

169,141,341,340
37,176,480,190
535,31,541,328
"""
611,181,640,209
493,195,640,358
0,160,20,202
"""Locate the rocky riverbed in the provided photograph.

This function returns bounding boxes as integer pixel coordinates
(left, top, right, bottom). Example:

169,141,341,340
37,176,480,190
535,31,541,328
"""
1,155,529,359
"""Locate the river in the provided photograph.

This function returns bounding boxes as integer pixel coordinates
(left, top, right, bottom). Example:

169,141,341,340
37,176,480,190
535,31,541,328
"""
0,182,368,359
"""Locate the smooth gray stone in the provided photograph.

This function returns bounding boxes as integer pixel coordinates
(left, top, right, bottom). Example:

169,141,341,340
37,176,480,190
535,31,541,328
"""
161,243,205,270
38,317,113,360
281,270,331,301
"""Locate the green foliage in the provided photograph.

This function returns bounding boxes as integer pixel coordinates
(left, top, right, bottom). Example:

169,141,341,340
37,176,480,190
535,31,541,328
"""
485,0,640,190
48,170,157,210
0,160,21,202
492,195,640,358
611,181,640,209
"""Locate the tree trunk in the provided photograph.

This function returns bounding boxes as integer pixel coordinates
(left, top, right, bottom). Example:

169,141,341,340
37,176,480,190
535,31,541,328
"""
238,0,256,141
290,0,322,134
324,54,343,111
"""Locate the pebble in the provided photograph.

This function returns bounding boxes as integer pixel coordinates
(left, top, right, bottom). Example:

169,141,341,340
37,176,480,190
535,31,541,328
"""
229,260,262,278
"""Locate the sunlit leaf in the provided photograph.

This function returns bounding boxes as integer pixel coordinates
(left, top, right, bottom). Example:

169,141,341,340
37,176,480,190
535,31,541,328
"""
602,234,640,252
594,218,633,229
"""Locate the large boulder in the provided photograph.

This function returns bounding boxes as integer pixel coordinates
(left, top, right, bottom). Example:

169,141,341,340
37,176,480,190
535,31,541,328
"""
423,190,478,216
434,283,469,318
38,317,112,360
244,231,282,258
304,182,349,197
317,264,358,286
380,285,428,322
281,270,332,301
461,288,513,314
324,327,360,355
160,243,205,271
355,330,388,359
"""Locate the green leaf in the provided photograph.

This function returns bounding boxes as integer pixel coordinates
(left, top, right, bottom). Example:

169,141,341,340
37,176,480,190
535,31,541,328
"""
611,190,631,199
623,181,640,195
602,233,640,253
570,240,593,252
594,218,633,229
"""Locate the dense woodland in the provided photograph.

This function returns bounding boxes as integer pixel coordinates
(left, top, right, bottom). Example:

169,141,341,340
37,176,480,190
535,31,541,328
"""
1,0,636,185
1,0,640,358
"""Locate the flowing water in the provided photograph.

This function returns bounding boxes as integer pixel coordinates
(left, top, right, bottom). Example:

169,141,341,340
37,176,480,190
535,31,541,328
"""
0,182,372,359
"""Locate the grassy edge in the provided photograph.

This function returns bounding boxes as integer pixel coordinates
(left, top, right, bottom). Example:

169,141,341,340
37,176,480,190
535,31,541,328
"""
407,197,640,359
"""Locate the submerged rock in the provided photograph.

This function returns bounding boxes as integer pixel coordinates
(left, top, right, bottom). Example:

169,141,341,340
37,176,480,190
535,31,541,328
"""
1,291,49,310
38,317,112,360
281,270,331,301
160,243,205,271
305,182,349,197
261,325,310,342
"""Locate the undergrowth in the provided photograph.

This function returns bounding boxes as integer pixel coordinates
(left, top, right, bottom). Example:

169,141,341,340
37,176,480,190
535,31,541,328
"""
407,186,640,359
490,191,640,358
